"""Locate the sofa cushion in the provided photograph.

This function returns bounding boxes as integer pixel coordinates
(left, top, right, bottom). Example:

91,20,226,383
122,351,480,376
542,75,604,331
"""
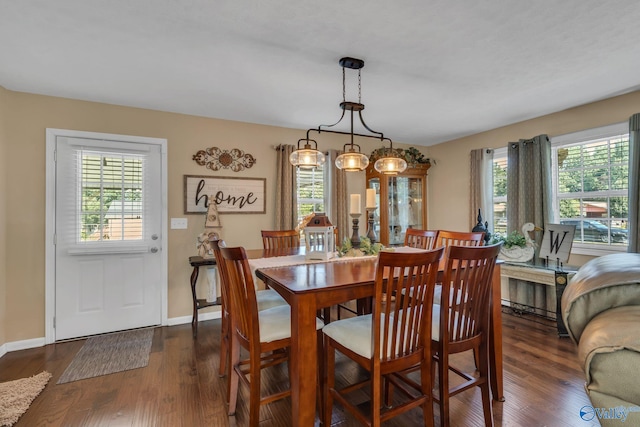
578,306,640,408
561,253,640,343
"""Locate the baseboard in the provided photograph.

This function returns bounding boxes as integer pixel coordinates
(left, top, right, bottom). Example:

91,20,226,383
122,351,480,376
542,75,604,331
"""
5,337,46,353
167,310,222,327
0,314,222,358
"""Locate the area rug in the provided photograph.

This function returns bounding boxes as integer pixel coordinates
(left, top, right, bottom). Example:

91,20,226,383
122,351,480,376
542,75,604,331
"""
0,371,52,426
57,328,154,384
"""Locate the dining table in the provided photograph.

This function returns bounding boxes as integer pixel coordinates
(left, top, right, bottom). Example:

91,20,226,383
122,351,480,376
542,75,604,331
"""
250,249,504,427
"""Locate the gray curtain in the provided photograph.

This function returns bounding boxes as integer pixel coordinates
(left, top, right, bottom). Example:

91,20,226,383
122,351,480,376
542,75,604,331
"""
326,150,348,244
506,135,553,316
470,148,494,231
275,145,297,230
629,113,640,253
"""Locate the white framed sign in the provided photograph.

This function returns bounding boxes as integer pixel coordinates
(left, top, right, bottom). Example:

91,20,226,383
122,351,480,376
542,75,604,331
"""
538,223,576,263
184,175,266,214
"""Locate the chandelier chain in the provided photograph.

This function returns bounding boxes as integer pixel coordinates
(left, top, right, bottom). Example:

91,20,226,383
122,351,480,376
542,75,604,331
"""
358,69,361,104
342,67,346,103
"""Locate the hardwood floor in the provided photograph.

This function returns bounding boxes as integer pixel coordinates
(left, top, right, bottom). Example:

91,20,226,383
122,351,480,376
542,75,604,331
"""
0,309,592,426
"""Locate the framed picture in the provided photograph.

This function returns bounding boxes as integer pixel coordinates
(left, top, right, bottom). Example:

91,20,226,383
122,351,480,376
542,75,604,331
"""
184,175,266,214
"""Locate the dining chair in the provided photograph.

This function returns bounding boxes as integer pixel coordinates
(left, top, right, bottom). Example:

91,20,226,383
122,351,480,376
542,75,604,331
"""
431,243,501,427
220,246,324,427
261,229,300,250
322,247,445,427
404,229,439,249
210,240,287,379
435,230,485,248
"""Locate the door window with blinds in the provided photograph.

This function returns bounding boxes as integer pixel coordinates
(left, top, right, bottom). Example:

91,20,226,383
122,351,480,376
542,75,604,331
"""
79,151,145,242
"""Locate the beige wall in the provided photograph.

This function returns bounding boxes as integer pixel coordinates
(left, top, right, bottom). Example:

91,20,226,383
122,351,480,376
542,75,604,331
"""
2,89,373,343
0,86,7,346
426,89,640,266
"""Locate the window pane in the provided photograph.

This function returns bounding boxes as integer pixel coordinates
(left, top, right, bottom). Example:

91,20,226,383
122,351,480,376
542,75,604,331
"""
493,158,507,198
80,152,143,242
558,171,581,193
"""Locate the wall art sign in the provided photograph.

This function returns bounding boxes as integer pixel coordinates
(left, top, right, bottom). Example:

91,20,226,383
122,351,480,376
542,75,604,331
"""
192,147,256,172
538,223,576,264
184,175,266,214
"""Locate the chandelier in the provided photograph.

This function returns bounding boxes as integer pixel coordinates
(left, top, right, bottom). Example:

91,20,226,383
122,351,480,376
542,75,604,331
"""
290,57,407,175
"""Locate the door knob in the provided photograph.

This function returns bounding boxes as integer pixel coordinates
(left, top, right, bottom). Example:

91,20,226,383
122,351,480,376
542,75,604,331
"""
150,247,159,253
151,234,159,240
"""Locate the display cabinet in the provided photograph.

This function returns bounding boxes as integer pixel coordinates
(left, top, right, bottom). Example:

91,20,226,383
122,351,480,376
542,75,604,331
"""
365,163,430,246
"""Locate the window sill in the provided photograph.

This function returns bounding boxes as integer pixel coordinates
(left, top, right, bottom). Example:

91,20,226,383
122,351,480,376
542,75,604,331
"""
568,243,628,257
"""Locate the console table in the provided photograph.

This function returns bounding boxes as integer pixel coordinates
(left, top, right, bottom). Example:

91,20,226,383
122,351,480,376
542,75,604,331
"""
188,255,221,338
500,261,576,336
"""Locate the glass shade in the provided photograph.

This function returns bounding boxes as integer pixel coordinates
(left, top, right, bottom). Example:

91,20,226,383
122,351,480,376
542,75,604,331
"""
374,156,407,175
289,147,325,168
335,150,369,171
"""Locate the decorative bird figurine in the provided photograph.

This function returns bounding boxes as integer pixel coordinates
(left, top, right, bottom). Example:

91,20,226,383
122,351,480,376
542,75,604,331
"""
498,222,542,263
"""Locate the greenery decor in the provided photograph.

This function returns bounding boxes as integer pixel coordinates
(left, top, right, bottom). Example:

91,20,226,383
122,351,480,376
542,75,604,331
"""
369,146,431,167
490,231,527,249
337,236,384,257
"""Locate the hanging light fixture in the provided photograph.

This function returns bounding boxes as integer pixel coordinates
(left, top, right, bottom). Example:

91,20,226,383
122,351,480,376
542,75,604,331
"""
290,57,404,173
373,141,407,175
289,138,325,168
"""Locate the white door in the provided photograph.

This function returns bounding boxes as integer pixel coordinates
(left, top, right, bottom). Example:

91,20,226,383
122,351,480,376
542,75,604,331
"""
54,135,164,340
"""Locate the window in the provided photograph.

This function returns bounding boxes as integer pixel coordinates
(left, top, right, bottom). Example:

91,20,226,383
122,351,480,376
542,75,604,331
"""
79,151,144,242
491,123,630,254
552,123,629,252
296,164,326,224
492,148,508,235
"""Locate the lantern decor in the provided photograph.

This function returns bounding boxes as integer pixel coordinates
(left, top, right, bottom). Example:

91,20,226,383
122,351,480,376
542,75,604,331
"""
303,213,336,261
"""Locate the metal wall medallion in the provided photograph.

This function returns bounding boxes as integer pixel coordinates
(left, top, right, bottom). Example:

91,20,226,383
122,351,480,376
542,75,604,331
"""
192,147,256,172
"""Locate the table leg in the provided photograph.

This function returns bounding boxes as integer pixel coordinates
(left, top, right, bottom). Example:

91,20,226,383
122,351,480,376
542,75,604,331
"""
489,263,505,401
290,294,319,426
190,265,200,338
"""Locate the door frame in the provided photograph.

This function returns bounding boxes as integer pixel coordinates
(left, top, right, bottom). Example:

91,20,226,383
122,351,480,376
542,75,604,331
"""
45,128,168,344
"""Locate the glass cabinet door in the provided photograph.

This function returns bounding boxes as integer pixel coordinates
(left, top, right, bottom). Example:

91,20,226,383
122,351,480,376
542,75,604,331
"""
388,176,424,245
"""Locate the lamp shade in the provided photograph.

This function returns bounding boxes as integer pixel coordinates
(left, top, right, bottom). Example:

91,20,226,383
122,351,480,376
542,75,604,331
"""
374,155,407,175
335,151,369,171
290,139,325,168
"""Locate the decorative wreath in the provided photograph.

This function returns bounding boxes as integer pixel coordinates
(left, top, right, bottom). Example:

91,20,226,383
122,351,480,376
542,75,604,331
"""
193,147,256,172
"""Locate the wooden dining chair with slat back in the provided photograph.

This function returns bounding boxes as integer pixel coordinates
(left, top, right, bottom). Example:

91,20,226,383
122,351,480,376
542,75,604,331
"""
322,247,445,427
211,240,287,381
431,243,501,427
220,246,324,426
260,229,334,324
435,230,485,248
261,229,300,250
404,229,439,249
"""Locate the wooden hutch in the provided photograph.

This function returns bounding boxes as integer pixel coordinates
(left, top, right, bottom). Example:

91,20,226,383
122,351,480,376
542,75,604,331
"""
365,162,430,246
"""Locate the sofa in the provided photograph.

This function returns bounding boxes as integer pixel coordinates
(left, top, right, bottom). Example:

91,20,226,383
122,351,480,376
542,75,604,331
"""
561,253,640,426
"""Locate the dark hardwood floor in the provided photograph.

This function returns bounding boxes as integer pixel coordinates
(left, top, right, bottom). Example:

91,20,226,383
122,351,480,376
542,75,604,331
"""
0,309,592,426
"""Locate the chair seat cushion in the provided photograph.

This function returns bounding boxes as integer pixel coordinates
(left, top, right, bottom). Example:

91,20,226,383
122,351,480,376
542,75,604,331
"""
323,313,409,359
256,289,287,311
259,305,323,343
578,305,640,407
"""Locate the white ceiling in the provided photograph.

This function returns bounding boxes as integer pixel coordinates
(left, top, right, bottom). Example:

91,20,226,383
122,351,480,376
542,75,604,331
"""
2,0,640,147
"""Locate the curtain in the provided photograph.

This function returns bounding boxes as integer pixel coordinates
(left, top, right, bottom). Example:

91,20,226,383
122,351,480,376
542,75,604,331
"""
629,113,640,253
275,145,297,230
470,148,494,231
506,135,553,316
326,150,348,243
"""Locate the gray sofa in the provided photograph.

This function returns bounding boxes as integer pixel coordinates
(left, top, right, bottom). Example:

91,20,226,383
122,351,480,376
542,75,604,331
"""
561,253,640,426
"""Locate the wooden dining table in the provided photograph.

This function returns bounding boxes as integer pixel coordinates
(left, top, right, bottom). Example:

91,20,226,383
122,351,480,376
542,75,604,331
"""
251,250,504,427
